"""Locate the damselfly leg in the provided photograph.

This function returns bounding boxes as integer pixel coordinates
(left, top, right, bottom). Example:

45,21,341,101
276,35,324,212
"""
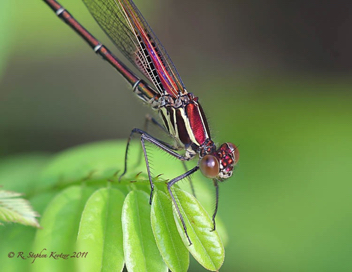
119,128,190,201
133,114,197,197
167,166,200,245
211,180,219,231
119,128,197,244
133,114,176,167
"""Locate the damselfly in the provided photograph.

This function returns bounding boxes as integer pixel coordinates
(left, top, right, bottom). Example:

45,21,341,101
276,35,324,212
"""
44,0,239,245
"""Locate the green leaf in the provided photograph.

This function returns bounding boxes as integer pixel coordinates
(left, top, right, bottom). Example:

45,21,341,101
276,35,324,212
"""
31,185,95,271
0,154,51,272
181,177,229,247
122,190,167,272
0,190,40,227
173,187,225,271
76,187,125,272
37,141,132,189
151,190,189,272
0,141,228,271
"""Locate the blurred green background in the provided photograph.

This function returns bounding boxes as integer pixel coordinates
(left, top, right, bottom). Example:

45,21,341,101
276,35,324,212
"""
1,0,352,271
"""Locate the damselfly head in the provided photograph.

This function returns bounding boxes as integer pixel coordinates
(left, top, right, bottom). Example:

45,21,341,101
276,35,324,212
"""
199,142,239,180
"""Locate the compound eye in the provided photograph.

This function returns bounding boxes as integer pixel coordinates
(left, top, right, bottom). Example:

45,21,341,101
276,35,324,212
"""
199,155,220,178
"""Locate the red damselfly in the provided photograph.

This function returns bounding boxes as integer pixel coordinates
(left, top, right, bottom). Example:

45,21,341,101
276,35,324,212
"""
44,0,239,245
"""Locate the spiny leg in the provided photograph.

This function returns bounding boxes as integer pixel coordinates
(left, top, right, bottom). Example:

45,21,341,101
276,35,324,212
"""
140,136,154,204
119,129,135,181
211,179,219,231
119,123,177,181
136,115,197,197
135,114,177,167
167,166,200,246
120,128,191,204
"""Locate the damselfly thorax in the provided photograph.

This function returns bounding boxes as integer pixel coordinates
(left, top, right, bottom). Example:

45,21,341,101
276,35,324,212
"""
135,81,238,180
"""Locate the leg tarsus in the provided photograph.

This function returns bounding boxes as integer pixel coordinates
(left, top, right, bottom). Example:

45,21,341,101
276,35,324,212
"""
119,130,135,181
167,166,199,246
211,180,219,231
149,183,154,205
168,183,192,246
